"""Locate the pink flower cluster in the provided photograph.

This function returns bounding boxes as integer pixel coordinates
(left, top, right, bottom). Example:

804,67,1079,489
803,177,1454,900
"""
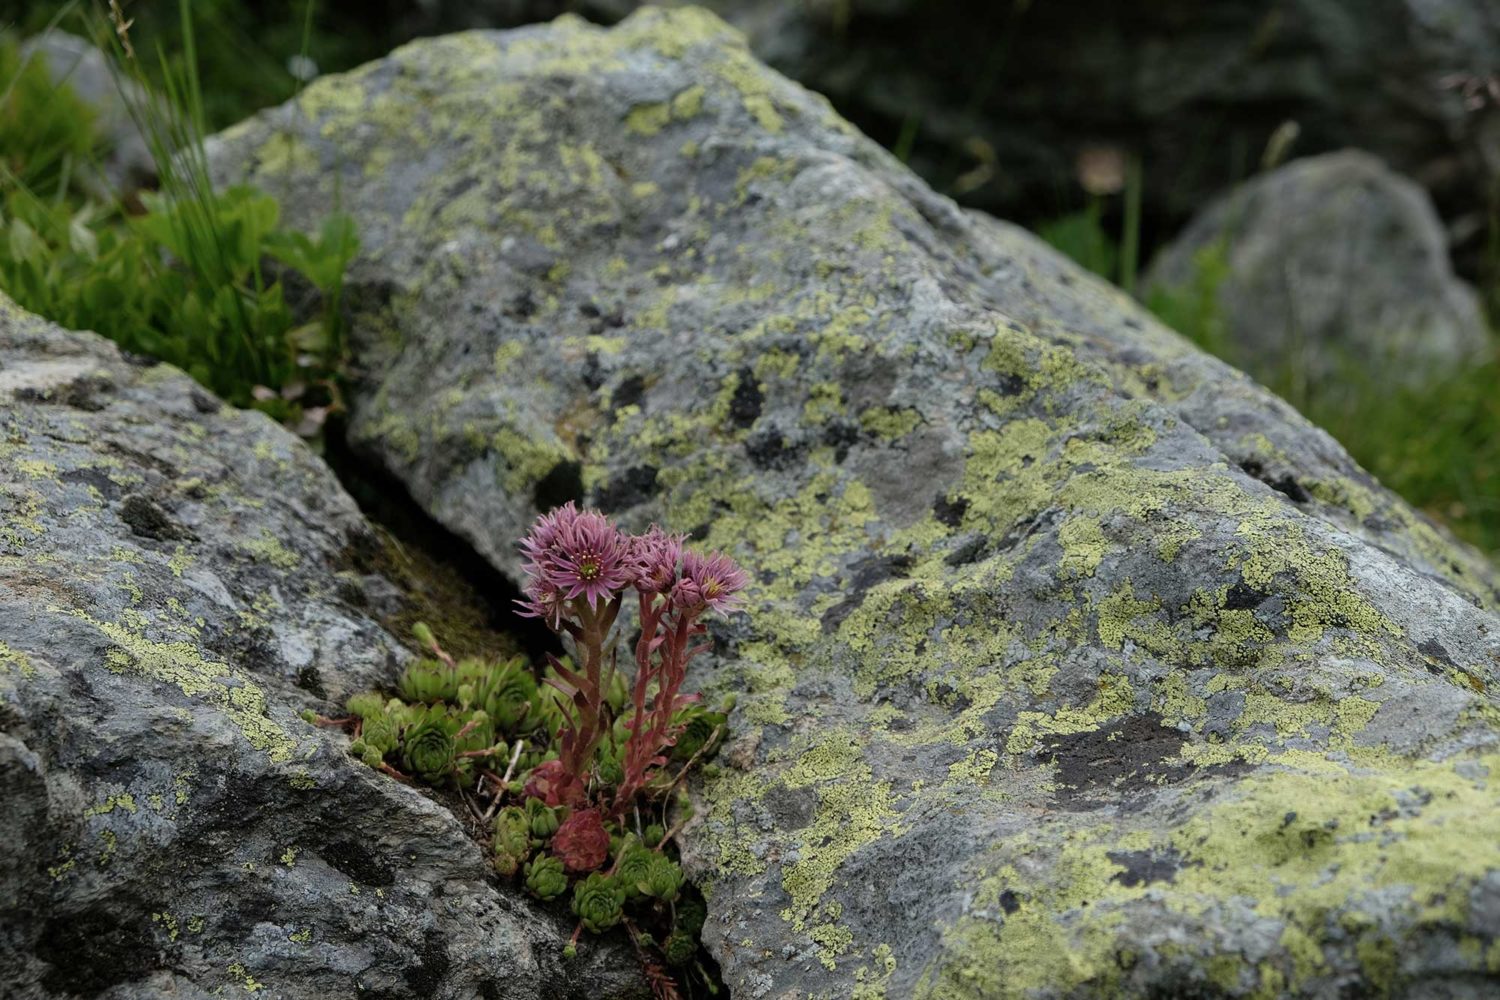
515,503,747,815
518,503,747,626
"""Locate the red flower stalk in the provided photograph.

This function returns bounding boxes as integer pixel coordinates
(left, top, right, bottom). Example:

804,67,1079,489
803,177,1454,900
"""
515,507,745,818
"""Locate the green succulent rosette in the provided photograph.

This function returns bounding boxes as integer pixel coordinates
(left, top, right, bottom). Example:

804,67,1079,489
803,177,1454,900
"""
614,841,656,899
662,929,697,966
571,872,625,933
525,797,563,838
525,855,568,900
487,657,538,731
675,896,707,936
639,854,684,901
670,707,727,762
397,657,457,705
594,740,625,787
360,712,400,756
345,691,387,719
454,709,496,756
401,710,457,782
493,806,531,876
642,823,665,848
348,739,384,769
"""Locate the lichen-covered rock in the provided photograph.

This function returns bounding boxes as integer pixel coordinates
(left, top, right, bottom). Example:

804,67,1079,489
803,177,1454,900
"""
0,298,643,999
208,10,1500,997
1147,150,1491,390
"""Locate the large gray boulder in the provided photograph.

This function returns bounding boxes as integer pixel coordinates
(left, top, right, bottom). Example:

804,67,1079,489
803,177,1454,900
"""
0,299,643,999
209,9,1500,998
1146,150,1492,390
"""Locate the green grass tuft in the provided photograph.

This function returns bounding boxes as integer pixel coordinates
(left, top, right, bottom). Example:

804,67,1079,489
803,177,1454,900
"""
0,1,358,430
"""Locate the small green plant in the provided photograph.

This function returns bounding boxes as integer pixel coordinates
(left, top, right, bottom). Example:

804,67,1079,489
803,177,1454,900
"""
1037,201,1119,281
0,37,99,197
0,2,358,433
1145,238,1232,358
1037,149,1144,292
317,504,744,996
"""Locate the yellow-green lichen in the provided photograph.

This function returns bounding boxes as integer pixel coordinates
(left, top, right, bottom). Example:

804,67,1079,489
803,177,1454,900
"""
0,640,36,678
919,749,1500,998
68,612,297,763
241,530,300,569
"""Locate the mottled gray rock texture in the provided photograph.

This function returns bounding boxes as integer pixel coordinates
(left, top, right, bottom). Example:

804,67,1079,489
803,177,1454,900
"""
0,299,644,999
208,9,1500,998
1147,150,1491,390
18,30,156,196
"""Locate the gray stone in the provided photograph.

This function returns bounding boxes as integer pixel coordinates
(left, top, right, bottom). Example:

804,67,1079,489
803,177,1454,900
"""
207,10,1500,998
0,299,644,999
1147,150,1492,390
18,30,157,197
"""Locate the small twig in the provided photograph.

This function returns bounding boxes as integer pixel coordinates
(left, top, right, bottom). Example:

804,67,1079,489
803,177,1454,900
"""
655,811,693,854
306,713,357,729
461,787,486,824
660,724,724,805
500,739,525,785
480,741,526,825
376,762,413,784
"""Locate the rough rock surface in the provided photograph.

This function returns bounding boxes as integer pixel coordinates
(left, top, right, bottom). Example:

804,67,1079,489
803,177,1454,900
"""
0,299,644,999
1147,150,1491,390
18,30,156,196
209,9,1500,998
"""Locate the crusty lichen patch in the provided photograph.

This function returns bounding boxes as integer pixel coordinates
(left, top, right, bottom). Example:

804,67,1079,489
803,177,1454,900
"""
72,612,298,763
917,749,1500,998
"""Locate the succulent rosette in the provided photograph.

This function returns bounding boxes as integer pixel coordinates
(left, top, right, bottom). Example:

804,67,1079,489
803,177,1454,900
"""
675,896,707,936
492,806,531,876
401,710,456,782
614,840,656,899
524,855,568,901
524,797,564,839
662,930,697,966
345,691,387,719
551,808,610,873
639,854,684,901
571,872,625,933
524,758,586,808
397,657,457,705
487,657,538,730
669,707,727,763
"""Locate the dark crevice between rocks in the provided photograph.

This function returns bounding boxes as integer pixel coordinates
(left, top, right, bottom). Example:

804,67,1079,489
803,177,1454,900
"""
321,422,558,662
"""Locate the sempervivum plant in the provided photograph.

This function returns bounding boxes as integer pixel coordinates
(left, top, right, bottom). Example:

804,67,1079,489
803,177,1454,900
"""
311,503,744,998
